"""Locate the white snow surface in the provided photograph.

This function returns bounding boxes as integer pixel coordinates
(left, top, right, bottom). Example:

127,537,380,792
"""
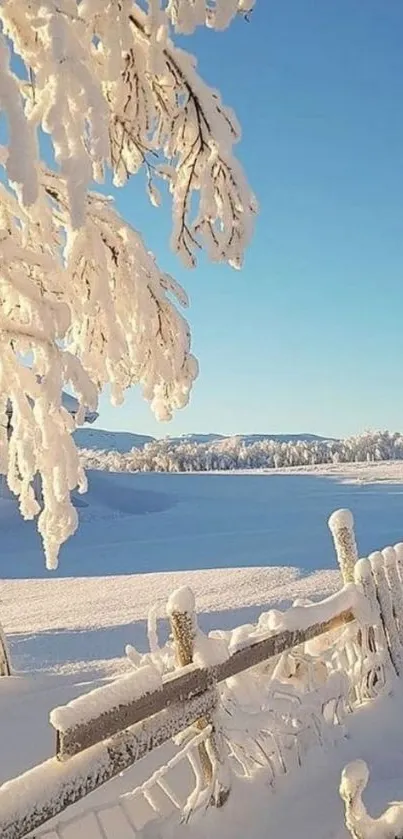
5,462,403,676
2,463,403,837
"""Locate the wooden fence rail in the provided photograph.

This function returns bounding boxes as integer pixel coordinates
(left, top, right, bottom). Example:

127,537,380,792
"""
0,689,218,839
55,600,356,760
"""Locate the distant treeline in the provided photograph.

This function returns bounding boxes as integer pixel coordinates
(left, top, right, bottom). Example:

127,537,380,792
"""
79,430,403,473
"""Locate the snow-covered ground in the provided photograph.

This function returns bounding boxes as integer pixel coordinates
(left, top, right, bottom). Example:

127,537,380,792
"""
3,463,403,838
4,462,403,580
177,684,403,839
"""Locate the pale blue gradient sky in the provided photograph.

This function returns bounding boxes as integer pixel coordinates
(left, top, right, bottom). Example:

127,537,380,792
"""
96,1,403,439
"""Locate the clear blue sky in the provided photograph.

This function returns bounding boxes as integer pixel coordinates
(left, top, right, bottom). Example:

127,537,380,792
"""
96,0,403,439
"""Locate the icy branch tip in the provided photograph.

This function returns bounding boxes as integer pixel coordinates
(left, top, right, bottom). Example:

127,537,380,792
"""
167,586,195,616
328,508,354,533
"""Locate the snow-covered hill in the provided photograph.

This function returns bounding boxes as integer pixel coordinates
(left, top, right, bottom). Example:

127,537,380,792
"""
237,432,335,444
74,428,155,453
167,432,334,445
74,427,333,453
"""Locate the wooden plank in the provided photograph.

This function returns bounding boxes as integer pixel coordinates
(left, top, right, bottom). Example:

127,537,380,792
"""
57,666,216,758
0,689,217,839
57,608,354,759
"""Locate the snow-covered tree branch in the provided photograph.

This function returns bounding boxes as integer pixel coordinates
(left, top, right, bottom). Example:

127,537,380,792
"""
0,0,256,568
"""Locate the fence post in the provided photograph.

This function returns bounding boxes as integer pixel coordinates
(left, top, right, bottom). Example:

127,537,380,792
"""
329,509,363,703
328,509,358,583
0,622,11,677
354,557,394,693
382,547,403,646
167,587,230,808
369,551,402,677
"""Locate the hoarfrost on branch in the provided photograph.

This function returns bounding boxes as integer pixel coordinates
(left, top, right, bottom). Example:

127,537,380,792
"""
0,0,256,567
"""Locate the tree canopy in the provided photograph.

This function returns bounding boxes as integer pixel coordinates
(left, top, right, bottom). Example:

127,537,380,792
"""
0,1,256,567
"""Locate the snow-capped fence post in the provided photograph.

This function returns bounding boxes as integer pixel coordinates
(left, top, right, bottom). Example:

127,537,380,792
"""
328,509,359,583
169,588,196,669
353,558,394,696
167,587,230,808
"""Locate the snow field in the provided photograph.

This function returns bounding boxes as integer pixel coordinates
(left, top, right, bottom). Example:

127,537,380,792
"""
2,467,403,838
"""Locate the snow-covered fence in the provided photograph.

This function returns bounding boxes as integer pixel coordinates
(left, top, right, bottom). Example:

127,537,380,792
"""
0,596,359,838
2,509,403,839
52,593,356,762
338,541,403,839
